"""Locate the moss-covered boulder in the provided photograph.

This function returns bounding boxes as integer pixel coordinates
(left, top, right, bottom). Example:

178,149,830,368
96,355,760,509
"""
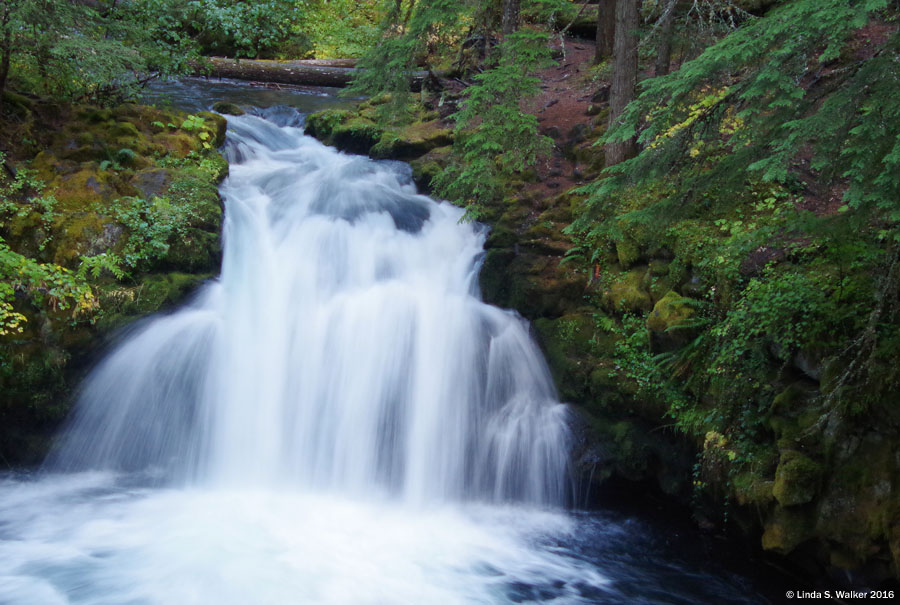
762,507,816,553
773,450,823,507
647,290,695,333
410,146,451,192
601,268,653,314
212,101,245,116
371,120,453,161
305,106,453,164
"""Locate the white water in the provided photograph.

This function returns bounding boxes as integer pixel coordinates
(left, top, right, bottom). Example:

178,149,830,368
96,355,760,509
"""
50,108,571,505
0,108,617,603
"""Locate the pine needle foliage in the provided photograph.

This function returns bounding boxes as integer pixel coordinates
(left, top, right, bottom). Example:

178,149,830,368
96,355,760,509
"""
433,29,554,219
345,0,468,123
572,0,899,243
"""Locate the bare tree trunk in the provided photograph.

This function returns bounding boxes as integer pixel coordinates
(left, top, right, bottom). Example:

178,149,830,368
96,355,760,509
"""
0,19,12,115
654,0,677,76
595,0,616,63
502,0,521,35
605,0,639,167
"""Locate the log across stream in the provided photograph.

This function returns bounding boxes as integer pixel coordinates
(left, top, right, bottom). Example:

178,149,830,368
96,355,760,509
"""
195,57,432,89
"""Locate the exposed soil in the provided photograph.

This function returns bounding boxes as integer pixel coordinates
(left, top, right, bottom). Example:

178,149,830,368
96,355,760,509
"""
528,37,603,199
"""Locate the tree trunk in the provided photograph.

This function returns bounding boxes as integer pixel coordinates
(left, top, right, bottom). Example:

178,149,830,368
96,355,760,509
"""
595,0,616,63
502,0,521,36
654,0,677,76
605,0,639,167
0,32,11,115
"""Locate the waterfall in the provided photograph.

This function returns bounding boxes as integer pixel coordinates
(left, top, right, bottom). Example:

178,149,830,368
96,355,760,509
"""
48,107,572,507
0,99,769,605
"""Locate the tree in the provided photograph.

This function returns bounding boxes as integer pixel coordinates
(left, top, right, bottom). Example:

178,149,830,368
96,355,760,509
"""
502,0,521,35
433,30,554,219
595,0,617,62
0,0,199,106
605,0,640,166
654,0,678,76
0,1,13,112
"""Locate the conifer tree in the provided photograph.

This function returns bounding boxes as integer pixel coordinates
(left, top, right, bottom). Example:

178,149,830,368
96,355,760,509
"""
606,0,640,165
595,0,617,62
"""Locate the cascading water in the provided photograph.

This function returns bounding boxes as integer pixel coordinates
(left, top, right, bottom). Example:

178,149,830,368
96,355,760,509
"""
48,107,571,506
0,95,769,604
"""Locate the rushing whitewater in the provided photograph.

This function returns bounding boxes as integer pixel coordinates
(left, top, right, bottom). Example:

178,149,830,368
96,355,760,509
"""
50,107,571,505
0,102,769,605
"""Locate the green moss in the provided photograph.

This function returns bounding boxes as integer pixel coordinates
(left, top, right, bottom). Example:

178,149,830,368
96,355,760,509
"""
51,168,115,208
615,238,641,268
212,101,245,116
163,229,221,273
305,109,351,142
371,120,453,160
331,119,384,155
761,506,815,553
772,450,823,507
733,470,775,506
82,107,113,123
198,112,228,147
110,121,141,139
603,267,652,314
154,132,199,158
647,290,695,333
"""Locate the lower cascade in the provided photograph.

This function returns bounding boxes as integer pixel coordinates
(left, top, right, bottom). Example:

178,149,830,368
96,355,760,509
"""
49,107,572,505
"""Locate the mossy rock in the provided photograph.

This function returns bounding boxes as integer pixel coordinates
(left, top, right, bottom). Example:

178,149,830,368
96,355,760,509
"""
761,506,815,553
534,315,594,402
161,228,222,274
647,291,695,333
82,107,113,123
331,119,384,155
602,267,652,314
51,215,125,267
0,100,228,465
371,120,453,161
409,146,451,192
110,121,141,139
773,450,823,507
51,168,116,208
615,238,641,268
485,225,518,249
733,469,775,506
198,112,228,147
153,132,199,158
305,109,351,142
131,169,171,200
212,101,245,116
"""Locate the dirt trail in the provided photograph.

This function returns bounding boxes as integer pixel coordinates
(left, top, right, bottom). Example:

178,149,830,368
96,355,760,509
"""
528,37,603,198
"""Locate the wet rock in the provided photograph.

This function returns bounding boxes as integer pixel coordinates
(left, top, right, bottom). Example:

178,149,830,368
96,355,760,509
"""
773,450,823,507
212,101,245,116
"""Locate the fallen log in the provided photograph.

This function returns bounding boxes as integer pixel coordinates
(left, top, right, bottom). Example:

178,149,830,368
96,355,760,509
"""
195,57,437,91
196,57,358,88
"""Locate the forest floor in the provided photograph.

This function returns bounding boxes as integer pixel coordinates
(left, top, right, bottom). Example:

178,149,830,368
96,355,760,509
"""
529,37,601,199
